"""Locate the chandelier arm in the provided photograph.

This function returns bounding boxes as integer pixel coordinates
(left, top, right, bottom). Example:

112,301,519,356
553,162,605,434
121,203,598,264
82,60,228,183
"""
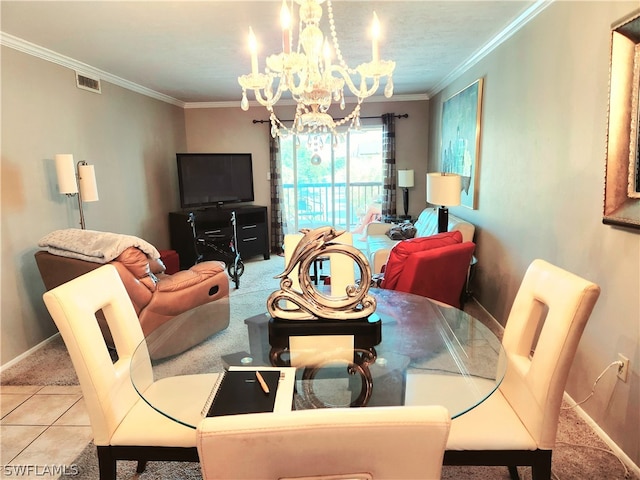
252,91,270,107
269,81,286,105
329,65,381,99
252,84,284,108
285,72,313,98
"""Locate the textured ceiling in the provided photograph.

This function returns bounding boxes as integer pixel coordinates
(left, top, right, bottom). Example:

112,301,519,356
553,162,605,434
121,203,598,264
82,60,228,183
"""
1,1,542,104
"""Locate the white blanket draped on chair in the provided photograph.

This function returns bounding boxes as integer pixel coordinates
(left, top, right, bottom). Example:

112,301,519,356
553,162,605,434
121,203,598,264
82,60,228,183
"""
39,228,160,263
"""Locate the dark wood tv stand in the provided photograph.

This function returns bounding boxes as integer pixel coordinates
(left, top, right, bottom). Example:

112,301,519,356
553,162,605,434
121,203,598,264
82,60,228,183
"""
169,205,270,270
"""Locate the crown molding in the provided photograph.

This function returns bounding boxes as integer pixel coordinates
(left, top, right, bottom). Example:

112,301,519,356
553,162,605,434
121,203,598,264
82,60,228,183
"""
184,93,429,109
0,32,185,108
428,0,554,97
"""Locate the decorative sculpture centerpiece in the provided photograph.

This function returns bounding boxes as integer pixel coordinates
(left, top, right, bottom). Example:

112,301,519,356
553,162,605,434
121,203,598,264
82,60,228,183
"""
267,226,376,320
267,227,381,407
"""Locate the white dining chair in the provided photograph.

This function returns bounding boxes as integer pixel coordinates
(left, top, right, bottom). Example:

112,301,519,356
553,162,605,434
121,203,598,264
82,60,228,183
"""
444,259,601,480
42,264,216,479
197,405,451,480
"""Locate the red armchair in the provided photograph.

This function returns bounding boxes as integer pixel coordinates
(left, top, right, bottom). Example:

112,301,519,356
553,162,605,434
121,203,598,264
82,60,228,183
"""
380,231,475,309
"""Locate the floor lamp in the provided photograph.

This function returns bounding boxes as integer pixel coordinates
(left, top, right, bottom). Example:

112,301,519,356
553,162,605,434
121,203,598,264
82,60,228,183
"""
55,154,99,229
397,169,414,219
426,173,461,233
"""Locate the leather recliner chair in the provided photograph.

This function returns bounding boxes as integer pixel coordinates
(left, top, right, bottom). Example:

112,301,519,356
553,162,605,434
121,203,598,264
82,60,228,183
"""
35,245,230,357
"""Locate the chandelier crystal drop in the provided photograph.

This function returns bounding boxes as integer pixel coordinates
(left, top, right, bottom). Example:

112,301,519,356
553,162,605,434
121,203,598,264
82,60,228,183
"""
238,0,395,138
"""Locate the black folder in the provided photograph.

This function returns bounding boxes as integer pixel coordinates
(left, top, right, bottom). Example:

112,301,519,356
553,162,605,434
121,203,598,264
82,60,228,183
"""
203,370,281,417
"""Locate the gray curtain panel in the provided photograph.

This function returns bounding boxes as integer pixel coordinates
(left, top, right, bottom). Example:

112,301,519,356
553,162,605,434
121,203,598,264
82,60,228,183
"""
269,135,286,254
381,112,397,218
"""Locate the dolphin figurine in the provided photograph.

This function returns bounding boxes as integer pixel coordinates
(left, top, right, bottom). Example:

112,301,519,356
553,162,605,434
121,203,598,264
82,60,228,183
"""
276,226,345,279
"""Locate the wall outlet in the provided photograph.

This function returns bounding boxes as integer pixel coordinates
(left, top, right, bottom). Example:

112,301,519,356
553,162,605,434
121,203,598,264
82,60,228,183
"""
617,354,630,383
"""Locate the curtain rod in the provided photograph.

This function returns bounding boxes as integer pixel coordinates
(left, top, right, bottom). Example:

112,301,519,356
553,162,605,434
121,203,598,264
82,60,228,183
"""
252,113,408,124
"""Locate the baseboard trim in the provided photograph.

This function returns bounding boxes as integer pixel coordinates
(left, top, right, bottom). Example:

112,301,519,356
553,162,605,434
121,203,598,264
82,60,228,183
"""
469,296,504,332
563,392,640,478
0,333,61,373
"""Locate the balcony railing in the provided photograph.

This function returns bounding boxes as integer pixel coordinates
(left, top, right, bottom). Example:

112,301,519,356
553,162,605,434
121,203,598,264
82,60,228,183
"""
282,182,383,232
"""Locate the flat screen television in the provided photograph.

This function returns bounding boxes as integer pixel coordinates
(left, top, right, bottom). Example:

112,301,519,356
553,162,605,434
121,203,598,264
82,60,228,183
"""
176,153,255,209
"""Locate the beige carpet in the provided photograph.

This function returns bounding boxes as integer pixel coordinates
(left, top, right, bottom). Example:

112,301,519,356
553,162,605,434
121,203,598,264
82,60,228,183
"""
3,256,636,480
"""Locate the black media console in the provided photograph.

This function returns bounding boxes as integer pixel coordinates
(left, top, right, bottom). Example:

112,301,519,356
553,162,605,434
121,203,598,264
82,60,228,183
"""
169,205,270,270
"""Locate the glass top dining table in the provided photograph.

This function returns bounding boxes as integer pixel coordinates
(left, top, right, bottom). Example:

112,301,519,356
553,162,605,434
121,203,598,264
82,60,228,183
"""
130,287,506,429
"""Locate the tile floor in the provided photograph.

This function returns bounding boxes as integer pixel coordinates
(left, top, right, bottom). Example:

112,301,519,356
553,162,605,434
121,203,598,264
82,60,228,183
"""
1,385,92,480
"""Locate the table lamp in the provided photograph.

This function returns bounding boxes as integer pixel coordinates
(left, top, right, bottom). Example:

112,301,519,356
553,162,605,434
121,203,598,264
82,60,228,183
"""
397,169,414,219
426,172,461,233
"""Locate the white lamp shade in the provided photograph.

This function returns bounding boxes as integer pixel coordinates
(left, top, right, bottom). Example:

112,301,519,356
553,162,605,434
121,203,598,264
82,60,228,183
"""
427,173,461,206
55,154,78,194
78,164,99,202
397,169,415,188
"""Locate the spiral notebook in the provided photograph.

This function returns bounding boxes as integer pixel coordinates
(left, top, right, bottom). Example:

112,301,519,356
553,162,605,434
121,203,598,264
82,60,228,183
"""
201,366,296,417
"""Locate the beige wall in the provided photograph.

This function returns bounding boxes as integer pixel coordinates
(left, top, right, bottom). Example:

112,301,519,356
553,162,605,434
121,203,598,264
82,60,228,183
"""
184,100,430,221
428,1,639,465
1,47,187,364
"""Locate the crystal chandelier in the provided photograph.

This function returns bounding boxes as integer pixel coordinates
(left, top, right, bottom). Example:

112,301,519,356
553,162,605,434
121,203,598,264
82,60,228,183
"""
238,0,395,138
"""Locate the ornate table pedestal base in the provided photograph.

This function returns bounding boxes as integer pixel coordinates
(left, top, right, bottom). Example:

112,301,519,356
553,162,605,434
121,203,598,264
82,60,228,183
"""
267,315,381,407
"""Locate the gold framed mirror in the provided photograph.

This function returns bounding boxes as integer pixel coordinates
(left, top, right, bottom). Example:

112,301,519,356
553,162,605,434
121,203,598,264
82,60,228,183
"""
603,9,640,229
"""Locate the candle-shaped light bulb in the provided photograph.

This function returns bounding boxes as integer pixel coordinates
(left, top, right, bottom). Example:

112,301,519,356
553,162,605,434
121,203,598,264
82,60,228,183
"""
249,27,258,74
281,0,291,54
371,11,380,63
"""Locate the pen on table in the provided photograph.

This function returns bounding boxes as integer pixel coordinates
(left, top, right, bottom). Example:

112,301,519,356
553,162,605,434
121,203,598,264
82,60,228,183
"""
255,371,270,394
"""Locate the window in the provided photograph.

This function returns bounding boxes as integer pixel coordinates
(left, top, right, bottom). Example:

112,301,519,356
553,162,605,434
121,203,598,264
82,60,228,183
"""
279,126,384,234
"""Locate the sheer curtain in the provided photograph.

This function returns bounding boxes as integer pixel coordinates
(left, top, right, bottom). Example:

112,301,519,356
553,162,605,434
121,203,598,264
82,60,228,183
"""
269,135,286,255
381,113,397,218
